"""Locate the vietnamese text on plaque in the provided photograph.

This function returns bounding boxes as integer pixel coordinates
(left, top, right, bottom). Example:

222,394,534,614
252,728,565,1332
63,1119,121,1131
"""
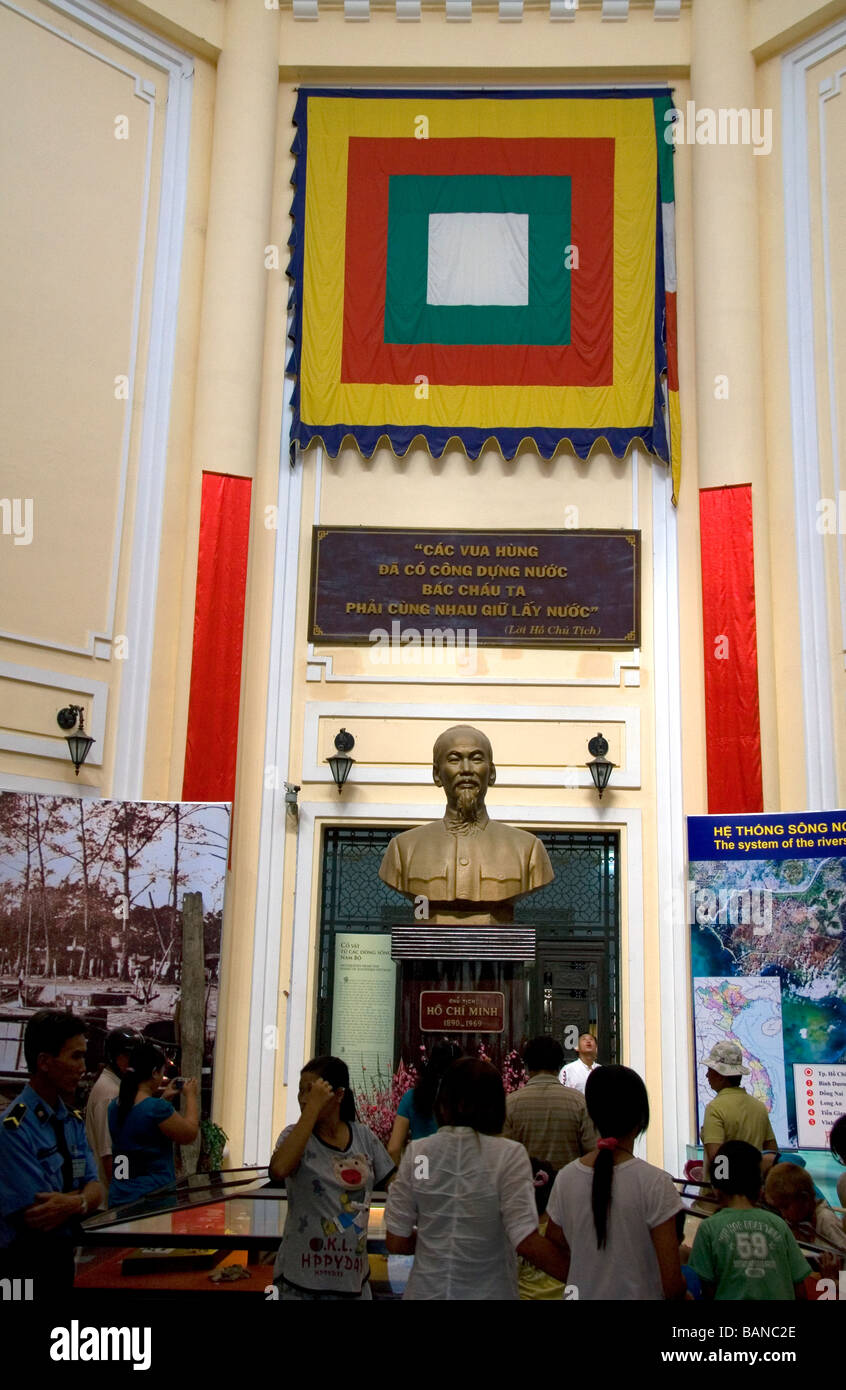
309,528,640,649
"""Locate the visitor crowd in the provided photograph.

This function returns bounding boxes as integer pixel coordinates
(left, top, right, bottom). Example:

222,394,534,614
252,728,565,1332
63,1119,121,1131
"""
1,1009,845,1302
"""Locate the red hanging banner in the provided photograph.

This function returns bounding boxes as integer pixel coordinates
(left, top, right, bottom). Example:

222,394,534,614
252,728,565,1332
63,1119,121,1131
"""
182,473,252,804
699,485,763,814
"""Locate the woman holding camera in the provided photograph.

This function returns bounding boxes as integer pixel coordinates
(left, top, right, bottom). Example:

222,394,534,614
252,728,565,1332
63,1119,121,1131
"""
107,1041,199,1206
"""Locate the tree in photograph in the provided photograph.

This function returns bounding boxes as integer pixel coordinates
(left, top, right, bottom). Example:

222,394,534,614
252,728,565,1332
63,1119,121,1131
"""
97,803,172,980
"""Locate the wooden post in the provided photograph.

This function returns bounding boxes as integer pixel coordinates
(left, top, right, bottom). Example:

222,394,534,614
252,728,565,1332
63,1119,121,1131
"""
178,891,205,1175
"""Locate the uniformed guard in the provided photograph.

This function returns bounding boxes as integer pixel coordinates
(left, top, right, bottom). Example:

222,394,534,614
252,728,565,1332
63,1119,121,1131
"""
0,1009,103,1294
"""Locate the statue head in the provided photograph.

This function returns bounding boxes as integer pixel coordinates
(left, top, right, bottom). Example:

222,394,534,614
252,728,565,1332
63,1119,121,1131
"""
432,725,495,822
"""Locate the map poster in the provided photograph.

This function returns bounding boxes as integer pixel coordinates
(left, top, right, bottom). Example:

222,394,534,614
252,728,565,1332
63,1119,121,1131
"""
688,811,846,1147
694,978,789,1147
793,1063,846,1147
330,933,398,1094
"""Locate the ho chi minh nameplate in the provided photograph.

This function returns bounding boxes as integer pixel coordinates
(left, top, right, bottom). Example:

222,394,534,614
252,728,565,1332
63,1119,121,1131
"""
309,527,640,648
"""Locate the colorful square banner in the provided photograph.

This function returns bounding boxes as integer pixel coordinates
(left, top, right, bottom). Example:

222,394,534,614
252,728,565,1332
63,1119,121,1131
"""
289,90,681,500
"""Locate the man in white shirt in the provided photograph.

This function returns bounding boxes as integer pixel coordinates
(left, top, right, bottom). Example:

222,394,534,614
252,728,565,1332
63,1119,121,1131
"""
559,1033,601,1094
84,1027,136,1200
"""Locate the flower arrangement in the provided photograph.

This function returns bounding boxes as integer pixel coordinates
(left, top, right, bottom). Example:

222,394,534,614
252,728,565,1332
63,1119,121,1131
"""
354,1056,419,1147
476,1042,527,1094
354,1043,528,1144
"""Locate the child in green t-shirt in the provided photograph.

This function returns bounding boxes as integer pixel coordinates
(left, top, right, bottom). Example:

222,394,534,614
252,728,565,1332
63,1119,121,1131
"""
689,1141,811,1300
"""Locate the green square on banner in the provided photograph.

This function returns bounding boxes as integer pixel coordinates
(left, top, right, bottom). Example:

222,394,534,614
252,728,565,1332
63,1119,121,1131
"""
385,174,572,346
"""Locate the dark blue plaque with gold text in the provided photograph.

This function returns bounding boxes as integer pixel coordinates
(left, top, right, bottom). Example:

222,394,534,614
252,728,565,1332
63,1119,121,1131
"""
309,528,640,649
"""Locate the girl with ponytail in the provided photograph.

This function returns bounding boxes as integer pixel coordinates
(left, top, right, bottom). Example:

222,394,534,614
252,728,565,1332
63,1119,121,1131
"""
107,1041,199,1206
544,1065,687,1300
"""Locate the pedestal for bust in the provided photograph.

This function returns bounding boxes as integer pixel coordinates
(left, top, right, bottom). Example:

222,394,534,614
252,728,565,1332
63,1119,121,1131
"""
391,924,536,1072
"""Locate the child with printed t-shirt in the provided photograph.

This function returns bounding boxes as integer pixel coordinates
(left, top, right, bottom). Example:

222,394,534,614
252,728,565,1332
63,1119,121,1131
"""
269,1055,394,1300
689,1141,811,1300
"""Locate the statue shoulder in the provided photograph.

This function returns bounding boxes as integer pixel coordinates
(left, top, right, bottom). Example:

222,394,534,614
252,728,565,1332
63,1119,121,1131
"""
388,821,445,850
486,819,542,848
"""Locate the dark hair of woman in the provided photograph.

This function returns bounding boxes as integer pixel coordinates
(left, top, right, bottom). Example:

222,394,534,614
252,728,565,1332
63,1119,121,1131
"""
584,1064,650,1250
830,1114,846,1165
412,1040,463,1120
436,1057,505,1135
115,1041,167,1129
301,1055,357,1122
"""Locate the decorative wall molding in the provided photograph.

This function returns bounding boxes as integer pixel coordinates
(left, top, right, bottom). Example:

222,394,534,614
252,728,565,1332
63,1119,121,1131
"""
243,367,303,1165
0,661,108,770
301,699,641,787
818,69,846,670
288,0,681,21
0,771,101,797
782,17,846,809
652,461,688,1180
275,799,645,1141
0,0,157,660
304,648,642,688
0,0,193,806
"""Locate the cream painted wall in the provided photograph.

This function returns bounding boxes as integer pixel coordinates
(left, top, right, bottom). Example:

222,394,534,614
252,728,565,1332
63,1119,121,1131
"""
0,0,184,794
751,0,846,59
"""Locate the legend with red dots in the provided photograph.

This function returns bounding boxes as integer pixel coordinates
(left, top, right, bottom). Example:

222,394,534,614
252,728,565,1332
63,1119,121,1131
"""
793,1063,846,1146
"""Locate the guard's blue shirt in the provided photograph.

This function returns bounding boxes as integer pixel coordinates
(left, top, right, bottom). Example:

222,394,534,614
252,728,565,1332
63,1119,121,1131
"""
0,1082,97,1248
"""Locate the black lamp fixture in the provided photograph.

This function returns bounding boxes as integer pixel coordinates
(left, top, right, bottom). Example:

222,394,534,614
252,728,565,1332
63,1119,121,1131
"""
57,705,95,776
586,732,615,800
326,728,355,794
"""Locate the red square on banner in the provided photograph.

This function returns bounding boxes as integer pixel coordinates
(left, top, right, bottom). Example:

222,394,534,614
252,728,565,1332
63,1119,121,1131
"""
341,137,614,388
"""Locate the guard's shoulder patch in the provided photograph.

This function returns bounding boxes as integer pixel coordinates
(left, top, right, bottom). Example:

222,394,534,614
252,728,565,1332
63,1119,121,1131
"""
70,1108,84,1122
2,1101,27,1129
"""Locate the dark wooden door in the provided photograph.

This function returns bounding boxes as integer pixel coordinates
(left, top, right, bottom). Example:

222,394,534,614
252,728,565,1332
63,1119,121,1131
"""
533,941,609,1058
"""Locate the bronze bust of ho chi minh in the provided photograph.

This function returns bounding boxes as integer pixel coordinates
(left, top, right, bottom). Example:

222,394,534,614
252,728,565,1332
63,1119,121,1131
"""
378,725,553,924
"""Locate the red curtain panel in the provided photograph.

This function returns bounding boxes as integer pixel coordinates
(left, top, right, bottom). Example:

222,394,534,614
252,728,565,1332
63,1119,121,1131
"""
699,484,763,814
182,473,252,804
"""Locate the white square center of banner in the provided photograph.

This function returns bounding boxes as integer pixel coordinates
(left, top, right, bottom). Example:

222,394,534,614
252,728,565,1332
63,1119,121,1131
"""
426,212,529,307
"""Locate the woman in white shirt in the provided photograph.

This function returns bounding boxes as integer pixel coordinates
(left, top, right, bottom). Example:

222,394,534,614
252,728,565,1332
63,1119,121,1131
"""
385,1058,567,1300
545,1065,686,1301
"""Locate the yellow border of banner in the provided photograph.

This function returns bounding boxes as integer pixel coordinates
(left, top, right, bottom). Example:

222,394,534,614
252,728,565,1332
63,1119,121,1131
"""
300,97,657,431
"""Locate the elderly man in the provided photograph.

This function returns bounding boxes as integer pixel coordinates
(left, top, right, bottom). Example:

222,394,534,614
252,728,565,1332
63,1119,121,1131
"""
504,1037,597,1171
700,1041,778,1179
378,725,553,914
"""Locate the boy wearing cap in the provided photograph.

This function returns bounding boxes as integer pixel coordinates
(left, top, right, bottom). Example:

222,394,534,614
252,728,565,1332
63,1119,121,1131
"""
700,1041,778,1181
